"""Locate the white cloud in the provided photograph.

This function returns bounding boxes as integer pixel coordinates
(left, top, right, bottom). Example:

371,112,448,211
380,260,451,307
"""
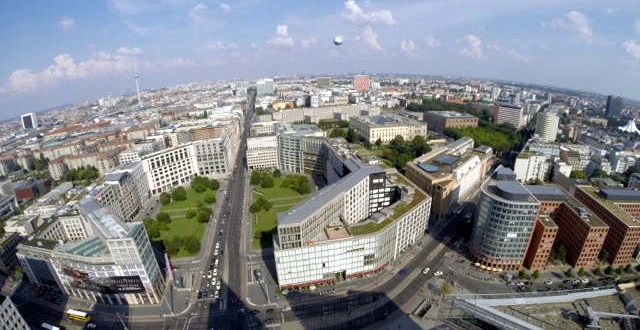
299,37,318,49
342,0,395,26
360,25,382,51
461,34,483,59
117,46,143,56
8,51,136,93
634,19,640,35
551,11,593,42
207,41,238,51
506,49,531,64
190,3,213,28
57,17,75,31
268,24,295,46
219,3,231,13
425,37,441,48
153,57,197,69
400,39,416,52
622,40,640,60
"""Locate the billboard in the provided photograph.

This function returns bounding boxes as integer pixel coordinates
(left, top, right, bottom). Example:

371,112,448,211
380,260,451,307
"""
62,267,145,294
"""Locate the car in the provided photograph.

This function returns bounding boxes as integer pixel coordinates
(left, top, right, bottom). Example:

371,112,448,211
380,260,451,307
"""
254,269,264,281
516,282,525,286
213,269,218,277
214,291,220,299
581,278,590,284
433,270,444,277
214,249,219,256
86,324,97,329
506,282,515,286
216,283,221,290
422,267,431,275
214,259,219,267
207,270,212,278
215,242,220,249
544,280,553,286
211,278,217,286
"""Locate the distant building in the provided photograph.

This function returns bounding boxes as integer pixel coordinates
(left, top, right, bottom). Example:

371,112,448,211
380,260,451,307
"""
20,112,37,130
605,95,613,118
349,114,427,143
0,295,29,330
535,111,559,143
513,152,548,183
628,173,640,189
352,75,371,92
494,103,524,129
423,111,478,133
256,78,275,96
13,179,51,201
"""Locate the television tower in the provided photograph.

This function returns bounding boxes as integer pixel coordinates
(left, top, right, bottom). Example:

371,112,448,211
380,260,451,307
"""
134,63,143,108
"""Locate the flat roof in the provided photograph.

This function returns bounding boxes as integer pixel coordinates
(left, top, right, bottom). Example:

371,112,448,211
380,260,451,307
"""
425,110,476,118
537,215,558,228
524,185,566,201
580,187,640,226
325,226,351,240
277,165,384,226
494,181,537,202
598,188,640,201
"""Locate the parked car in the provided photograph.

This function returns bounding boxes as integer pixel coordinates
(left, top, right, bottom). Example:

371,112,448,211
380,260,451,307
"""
544,280,553,286
580,278,590,284
433,270,444,277
422,267,431,275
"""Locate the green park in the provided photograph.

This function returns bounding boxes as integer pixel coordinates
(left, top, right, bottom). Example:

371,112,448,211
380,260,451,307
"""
144,176,219,257
250,169,311,249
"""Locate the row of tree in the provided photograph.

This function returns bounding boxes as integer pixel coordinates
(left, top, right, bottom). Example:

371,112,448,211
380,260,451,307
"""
163,236,201,255
281,175,311,194
251,169,281,188
60,166,100,183
444,121,520,153
250,196,273,213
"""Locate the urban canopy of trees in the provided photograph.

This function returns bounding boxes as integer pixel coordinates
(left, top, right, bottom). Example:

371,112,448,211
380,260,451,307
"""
281,175,311,194
381,135,432,169
60,166,100,183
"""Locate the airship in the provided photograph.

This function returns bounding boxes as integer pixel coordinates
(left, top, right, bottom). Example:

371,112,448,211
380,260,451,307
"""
333,36,344,46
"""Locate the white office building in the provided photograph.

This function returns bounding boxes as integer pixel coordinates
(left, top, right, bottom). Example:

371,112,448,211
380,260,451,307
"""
17,198,165,305
256,78,275,96
494,103,524,129
97,162,150,222
274,164,431,288
141,145,198,196
246,135,279,170
513,152,549,182
349,114,427,143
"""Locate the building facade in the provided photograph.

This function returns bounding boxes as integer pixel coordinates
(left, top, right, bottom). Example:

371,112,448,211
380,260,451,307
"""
352,75,371,92
535,111,559,143
0,296,29,330
523,216,558,271
494,103,524,129
423,111,478,133
513,152,548,183
349,114,427,143
246,135,279,170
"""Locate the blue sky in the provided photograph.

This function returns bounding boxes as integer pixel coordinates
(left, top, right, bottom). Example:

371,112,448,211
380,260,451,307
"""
1,0,640,119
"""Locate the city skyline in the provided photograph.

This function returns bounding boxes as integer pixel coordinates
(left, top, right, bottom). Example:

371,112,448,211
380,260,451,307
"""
1,0,640,119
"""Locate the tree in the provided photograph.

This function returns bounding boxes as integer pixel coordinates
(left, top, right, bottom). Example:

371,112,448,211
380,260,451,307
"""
164,238,181,255
410,135,429,157
440,282,452,295
183,236,201,254
159,193,171,205
532,270,539,279
186,209,197,218
147,226,161,239
590,169,608,179
345,128,359,143
564,268,574,278
624,264,633,273
261,176,274,188
605,266,613,275
594,267,603,276
518,269,528,279
578,267,586,277
203,191,216,204
196,212,209,223
250,203,261,213
255,106,266,115
375,138,382,147
208,179,220,190
599,250,609,263
172,187,187,201
615,266,624,274
635,264,640,272
570,170,587,180
156,212,171,223
193,184,207,193
273,169,282,177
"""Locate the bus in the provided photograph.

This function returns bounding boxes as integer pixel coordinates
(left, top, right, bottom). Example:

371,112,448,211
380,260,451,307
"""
40,323,65,330
66,309,91,322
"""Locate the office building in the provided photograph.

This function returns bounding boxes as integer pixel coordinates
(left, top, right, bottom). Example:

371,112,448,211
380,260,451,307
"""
469,167,540,270
494,103,524,129
0,296,29,330
522,215,558,271
20,112,38,130
349,114,427,143
97,162,150,222
574,187,640,267
246,135,279,170
274,164,431,288
405,138,492,219
141,144,198,195
0,233,21,274
535,111,559,143
192,136,234,177
352,75,371,92
422,111,478,133
17,197,165,305
513,152,549,183
256,78,275,96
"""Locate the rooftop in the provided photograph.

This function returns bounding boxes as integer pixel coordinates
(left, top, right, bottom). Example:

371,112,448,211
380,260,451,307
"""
580,187,640,226
523,185,566,201
537,215,558,228
425,110,476,118
352,114,422,127
492,181,538,202
598,188,640,201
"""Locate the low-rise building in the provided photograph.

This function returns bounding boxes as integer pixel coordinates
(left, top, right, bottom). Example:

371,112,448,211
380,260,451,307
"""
423,111,478,133
349,114,427,143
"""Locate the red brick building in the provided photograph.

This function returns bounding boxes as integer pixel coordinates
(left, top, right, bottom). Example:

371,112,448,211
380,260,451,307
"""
523,215,558,271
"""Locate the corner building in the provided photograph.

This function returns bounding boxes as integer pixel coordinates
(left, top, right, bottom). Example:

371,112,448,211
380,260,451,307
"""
274,164,431,289
469,167,539,270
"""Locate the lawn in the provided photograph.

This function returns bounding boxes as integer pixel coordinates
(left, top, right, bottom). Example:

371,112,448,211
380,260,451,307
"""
251,176,311,249
153,187,215,257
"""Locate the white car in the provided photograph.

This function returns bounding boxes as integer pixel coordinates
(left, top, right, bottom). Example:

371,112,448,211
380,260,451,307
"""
207,270,212,279
422,267,430,275
544,280,553,286
214,259,219,267
214,291,220,299
433,270,444,277
580,278,590,284
213,269,218,277
211,278,217,286
214,249,219,256
216,283,221,291
215,242,220,249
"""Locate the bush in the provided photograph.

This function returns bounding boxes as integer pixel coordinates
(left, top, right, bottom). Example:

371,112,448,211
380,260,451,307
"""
564,268,574,278
261,176,274,188
616,266,624,274
186,209,197,218
156,212,172,223
624,264,633,273
193,184,207,193
594,267,603,276
147,226,161,239
172,187,187,201
159,193,171,205
578,267,586,277
196,211,209,223
209,179,220,190
518,270,528,279
203,191,216,204
198,207,212,217
164,237,182,255
273,169,282,177
531,270,539,279
250,204,261,213
605,266,613,275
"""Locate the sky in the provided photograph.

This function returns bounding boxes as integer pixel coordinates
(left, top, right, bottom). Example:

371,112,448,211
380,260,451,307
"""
1,0,640,119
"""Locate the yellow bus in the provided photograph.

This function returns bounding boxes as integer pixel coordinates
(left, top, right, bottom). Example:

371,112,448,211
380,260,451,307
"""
66,309,91,322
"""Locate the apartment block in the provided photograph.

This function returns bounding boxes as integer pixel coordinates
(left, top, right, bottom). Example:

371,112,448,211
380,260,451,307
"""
514,152,549,182
494,103,524,129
